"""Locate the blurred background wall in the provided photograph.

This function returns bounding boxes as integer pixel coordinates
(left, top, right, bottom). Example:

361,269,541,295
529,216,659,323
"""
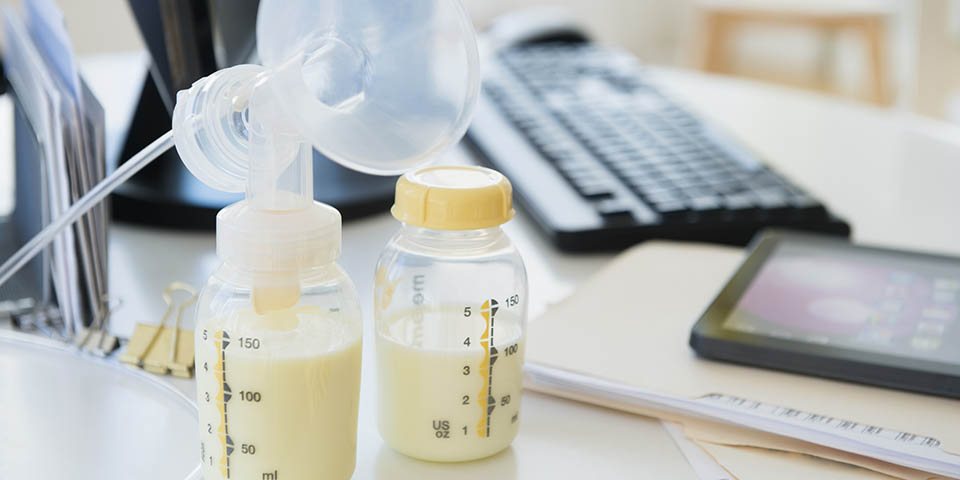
7,0,960,122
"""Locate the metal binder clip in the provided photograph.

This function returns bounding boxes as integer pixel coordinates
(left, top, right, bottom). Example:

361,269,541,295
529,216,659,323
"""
8,301,64,338
119,282,197,377
74,295,119,357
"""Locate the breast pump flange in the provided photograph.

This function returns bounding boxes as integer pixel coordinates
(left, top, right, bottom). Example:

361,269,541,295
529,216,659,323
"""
172,0,481,193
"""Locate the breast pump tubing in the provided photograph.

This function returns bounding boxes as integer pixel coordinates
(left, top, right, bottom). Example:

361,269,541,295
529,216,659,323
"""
0,131,174,289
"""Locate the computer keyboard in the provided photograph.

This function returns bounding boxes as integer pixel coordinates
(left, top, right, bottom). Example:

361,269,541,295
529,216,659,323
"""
466,42,850,251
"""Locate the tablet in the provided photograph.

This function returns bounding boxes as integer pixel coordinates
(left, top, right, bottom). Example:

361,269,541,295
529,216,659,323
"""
690,231,960,399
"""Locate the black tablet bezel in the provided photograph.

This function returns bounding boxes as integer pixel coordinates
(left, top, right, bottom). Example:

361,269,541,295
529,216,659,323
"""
689,230,960,399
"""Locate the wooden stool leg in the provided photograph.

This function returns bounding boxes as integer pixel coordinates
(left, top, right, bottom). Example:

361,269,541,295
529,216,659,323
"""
700,12,734,74
862,17,889,105
815,25,839,93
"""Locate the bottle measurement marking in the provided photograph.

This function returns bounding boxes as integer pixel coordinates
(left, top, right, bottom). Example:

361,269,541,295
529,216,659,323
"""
204,329,284,478
214,330,235,479
476,299,500,438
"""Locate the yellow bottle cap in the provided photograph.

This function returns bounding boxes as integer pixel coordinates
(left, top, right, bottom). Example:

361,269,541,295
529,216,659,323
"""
391,166,515,230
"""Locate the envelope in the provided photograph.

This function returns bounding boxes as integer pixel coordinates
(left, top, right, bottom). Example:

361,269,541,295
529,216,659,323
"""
683,417,944,480
698,442,898,480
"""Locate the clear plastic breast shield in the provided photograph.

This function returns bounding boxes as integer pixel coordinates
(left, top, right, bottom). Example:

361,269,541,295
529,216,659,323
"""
173,0,480,207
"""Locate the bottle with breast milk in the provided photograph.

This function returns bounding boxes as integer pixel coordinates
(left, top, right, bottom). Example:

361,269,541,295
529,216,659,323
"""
375,165,528,462
172,55,367,479
192,199,363,480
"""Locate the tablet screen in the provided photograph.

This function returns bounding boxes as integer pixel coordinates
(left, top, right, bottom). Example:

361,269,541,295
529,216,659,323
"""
723,242,960,363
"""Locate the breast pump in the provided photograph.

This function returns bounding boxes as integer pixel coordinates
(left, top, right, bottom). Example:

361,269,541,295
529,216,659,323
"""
177,2,480,479
0,1,480,479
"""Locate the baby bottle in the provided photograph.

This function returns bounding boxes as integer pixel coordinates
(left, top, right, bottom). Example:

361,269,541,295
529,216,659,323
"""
190,161,363,480
375,166,528,462
178,64,365,479
193,206,363,480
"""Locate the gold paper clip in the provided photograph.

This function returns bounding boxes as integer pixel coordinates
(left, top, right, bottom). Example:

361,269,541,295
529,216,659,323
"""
119,282,197,378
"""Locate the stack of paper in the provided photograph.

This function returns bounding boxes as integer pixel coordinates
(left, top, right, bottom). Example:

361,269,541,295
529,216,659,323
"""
2,0,108,345
523,242,960,480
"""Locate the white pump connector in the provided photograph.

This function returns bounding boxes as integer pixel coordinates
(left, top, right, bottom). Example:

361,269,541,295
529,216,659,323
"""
173,65,340,276
170,0,480,312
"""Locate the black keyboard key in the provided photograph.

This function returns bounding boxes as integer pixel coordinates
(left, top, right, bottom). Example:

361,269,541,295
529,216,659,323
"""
595,198,634,217
569,176,609,193
708,179,743,195
614,165,651,177
722,193,756,210
596,198,660,225
645,191,684,205
753,187,789,209
671,177,703,190
640,184,678,197
557,159,600,175
627,181,660,195
688,195,723,213
788,193,819,208
788,193,827,215
753,170,788,186
653,201,690,219
578,183,615,199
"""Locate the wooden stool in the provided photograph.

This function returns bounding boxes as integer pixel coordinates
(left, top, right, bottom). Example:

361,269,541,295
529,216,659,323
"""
696,1,893,105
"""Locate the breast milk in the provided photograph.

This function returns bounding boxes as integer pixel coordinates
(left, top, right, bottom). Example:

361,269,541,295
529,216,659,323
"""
195,307,362,480
376,312,524,462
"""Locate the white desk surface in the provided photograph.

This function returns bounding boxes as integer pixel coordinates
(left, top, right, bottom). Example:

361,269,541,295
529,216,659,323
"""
92,56,960,479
